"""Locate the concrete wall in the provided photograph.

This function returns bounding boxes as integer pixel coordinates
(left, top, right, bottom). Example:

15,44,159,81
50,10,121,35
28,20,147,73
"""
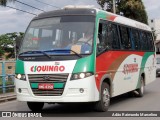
0,62,15,75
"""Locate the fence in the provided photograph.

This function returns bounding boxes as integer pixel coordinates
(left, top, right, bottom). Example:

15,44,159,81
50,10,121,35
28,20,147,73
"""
0,61,15,93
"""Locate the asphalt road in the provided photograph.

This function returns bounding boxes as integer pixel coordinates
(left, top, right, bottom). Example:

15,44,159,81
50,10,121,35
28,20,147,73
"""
0,78,160,119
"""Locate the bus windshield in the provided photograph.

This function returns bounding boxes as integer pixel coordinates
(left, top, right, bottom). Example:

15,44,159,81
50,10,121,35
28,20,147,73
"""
19,16,95,56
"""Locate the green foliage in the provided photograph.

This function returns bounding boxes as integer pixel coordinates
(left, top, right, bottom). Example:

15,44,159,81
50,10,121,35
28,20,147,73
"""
16,32,24,54
118,0,148,24
0,32,24,59
0,0,15,6
0,34,12,56
97,0,148,24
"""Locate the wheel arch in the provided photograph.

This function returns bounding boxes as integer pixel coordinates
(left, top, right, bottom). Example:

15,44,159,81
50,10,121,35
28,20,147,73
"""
141,72,146,86
99,74,113,99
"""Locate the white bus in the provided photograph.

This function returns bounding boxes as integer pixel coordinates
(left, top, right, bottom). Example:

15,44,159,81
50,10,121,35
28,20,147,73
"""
15,6,156,112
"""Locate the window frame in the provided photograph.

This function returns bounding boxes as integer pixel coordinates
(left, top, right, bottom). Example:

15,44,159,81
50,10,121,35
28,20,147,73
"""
97,19,121,55
97,18,155,57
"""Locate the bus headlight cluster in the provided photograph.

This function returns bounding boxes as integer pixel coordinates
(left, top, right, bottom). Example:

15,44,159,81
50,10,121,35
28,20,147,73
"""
71,72,93,80
15,74,26,80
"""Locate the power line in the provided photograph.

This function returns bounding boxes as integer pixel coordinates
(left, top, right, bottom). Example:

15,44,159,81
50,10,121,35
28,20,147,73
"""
34,0,60,9
5,5,37,16
15,0,45,12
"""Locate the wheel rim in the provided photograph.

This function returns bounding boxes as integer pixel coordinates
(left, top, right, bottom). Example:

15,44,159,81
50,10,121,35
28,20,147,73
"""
141,81,144,94
103,88,110,107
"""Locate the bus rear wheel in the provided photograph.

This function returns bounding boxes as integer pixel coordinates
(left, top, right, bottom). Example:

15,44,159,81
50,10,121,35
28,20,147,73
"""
94,82,110,112
27,102,44,111
134,76,145,97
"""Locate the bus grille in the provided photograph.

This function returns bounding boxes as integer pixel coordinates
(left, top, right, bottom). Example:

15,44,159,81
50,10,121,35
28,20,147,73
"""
28,74,69,96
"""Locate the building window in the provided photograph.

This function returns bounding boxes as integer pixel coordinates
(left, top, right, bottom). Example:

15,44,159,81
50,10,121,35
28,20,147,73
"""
151,19,154,23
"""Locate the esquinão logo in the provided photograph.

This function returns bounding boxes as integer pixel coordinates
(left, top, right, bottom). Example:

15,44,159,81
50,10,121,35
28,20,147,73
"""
122,64,138,74
30,65,65,72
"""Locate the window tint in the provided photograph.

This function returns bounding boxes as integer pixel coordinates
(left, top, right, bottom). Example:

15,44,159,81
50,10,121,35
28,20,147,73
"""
97,20,154,53
132,30,154,51
97,22,107,53
141,32,148,50
119,26,131,49
97,20,120,54
106,23,120,49
146,33,154,51
132,29,141,50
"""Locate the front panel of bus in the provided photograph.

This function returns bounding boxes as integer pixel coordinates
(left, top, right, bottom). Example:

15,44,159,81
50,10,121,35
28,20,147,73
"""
15,14,99,102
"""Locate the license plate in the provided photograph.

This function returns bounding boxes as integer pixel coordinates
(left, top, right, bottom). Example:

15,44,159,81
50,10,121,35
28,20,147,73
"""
38,83,54,90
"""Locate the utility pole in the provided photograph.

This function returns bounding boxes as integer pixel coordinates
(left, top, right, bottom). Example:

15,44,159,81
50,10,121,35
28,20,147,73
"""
14,41,16,59
113,0,116,14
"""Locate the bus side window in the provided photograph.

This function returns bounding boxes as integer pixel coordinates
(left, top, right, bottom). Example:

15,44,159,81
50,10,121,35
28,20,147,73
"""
105,23,120,50
119,26,131,50
132,29,141,50
147,33,154,51
97,21,120,54
141,32,148,50
97,22,108,54
110,23,120,49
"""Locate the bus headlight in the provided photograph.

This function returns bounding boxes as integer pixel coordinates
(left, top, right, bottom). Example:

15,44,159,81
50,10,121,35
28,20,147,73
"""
71,72,93,80
15,74,26,80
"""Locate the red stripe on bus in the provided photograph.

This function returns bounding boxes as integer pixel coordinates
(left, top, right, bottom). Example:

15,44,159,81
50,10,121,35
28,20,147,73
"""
95,51,145,91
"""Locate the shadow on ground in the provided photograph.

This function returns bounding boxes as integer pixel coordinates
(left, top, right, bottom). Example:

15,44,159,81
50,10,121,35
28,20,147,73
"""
32,92,144,117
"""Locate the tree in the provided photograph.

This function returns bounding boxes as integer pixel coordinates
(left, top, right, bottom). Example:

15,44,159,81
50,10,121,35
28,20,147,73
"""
0,0,15,6
15,32,24,55
97,0,148,24
0,32,24,59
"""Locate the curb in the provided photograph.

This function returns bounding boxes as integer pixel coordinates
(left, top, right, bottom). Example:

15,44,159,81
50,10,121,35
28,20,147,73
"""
0,94,16,103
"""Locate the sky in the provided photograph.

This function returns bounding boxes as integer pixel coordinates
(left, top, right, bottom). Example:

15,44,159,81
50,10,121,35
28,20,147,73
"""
0,0,159,35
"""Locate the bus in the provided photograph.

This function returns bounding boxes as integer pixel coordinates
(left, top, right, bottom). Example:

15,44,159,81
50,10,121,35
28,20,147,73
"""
15,6,156,112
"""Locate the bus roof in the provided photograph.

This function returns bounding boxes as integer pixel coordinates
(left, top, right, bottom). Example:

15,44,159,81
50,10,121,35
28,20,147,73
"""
34,6,151,31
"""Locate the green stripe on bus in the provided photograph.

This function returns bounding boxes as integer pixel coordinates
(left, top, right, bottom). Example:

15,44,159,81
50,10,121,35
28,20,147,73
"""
15,59,25,74
136,52,155,88
72,54,95,73
31,83,64,89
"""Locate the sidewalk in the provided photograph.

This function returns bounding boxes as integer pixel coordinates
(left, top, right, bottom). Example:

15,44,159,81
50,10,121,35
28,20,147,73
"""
0,92,16,103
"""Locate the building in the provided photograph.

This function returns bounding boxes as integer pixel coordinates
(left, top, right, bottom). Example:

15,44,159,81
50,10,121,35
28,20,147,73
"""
148,19,160,41
148,19,160,53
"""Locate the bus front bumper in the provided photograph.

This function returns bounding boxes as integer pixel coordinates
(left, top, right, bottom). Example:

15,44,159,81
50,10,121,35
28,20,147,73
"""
15,76,99,103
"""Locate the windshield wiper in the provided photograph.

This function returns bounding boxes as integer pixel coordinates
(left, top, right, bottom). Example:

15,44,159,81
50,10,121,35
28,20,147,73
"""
44,49,82,58
19,50,52,59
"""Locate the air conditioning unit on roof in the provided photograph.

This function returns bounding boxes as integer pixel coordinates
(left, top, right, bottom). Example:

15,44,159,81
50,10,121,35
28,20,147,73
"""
63,5,95,9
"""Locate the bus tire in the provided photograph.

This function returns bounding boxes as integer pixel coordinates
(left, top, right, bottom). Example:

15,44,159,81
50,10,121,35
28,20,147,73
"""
94,82,110,112
135,76,145,97
27,102,44,111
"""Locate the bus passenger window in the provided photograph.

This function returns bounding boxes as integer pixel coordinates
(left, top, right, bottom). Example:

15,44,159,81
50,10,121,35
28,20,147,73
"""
119,26,131,50
132,29,141,50
97,22,107,53
108,23,120,49
147,33,154,51
141,32,148,50
97,21,120,55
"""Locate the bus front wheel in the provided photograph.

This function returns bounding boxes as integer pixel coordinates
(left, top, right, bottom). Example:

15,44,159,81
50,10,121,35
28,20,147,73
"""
94,82,110,112
27,102,44,111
